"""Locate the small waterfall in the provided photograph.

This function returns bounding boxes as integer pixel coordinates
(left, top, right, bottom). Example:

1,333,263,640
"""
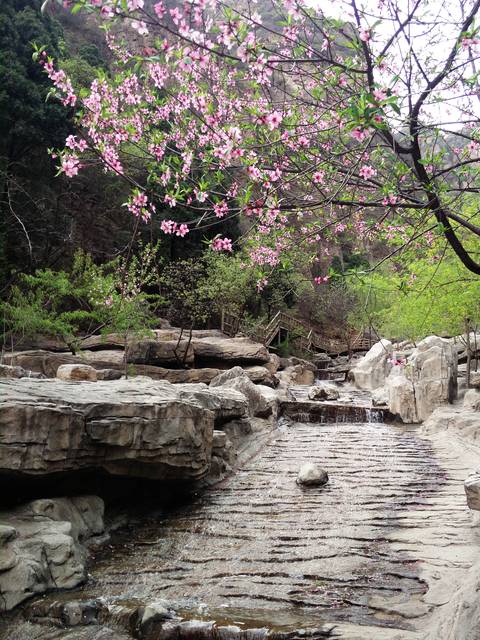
279,401,387,424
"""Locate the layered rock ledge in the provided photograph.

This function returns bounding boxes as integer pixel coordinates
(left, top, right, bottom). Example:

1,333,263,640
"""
0,378,224,481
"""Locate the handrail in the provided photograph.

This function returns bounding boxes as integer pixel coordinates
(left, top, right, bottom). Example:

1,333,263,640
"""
220,308,374,355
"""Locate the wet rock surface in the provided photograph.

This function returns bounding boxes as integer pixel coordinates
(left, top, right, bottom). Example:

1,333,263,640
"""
4,416,477,639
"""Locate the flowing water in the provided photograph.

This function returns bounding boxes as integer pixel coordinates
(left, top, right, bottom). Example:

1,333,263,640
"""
2,412,477,639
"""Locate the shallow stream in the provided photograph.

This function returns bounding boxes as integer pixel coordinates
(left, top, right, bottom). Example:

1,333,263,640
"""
2,413,477,639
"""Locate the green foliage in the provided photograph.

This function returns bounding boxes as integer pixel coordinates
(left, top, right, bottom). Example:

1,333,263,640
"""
2,268,91,352
347,249,480,341
0,0,70,161
157,251,256,329
1,246,162,353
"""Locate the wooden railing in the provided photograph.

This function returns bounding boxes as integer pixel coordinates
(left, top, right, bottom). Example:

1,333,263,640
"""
220,309,375,356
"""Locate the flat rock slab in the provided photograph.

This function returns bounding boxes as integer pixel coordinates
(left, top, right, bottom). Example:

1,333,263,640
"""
191,336,270,365
0,378,218,481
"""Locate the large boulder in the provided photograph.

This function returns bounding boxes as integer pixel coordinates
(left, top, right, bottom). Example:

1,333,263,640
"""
209,368,272,417
126,339,194,367
423,405,480,441
386,336,457,423
351,339,393,390
277,364,315,387
265,353,281,374
225,377,272,418
56,364,98,382
0,364,27,379
176,382,249,424
372,386,389,407
0,496,104,611
244,365,279,388
209,366,250,387
0,378,215,480
2,350,221,384
465,471,480,510
387,370,417,423
191,336,270,366
464,389,480,411
469,371,480,388
3,350,81,377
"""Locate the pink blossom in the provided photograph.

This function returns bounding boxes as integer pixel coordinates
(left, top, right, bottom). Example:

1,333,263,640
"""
176,223,189,237
314,276,329,284
214,201,229,218
359,28,371,42
382,193,398,206
256,276,269,292
153,1,165,18
312,170,325,184
359,165,377,180
160,219,177,234
265,111,283,130
127,0,144,10
100,5,114,18
351,127,369,142
212,237,233,252
60,154,81,177
462,37,480,49
131,20,148,35
65,135,88,152
164,194,177,207
247,166,261,180
373,87,387,101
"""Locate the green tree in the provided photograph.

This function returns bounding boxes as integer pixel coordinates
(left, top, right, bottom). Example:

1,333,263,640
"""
0,0,71,285
1,246,161,359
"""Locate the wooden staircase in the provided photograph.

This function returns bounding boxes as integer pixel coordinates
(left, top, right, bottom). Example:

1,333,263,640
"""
220,309,375,357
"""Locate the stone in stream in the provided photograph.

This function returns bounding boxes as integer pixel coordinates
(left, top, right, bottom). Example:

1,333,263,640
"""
297,462,329,487
465,470,480,510
307,383,339,401
141,599,176,626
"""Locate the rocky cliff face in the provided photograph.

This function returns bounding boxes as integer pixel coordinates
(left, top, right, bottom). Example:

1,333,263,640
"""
352,336,458,423
0,378,217,481
386,336,457,423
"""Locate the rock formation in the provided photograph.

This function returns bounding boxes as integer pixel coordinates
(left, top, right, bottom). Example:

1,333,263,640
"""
297,463,329,486
0,496,104,611
0,378,216,481
465,471,480,510
386,336,457,423
350,339,393,390
307,383,340,401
